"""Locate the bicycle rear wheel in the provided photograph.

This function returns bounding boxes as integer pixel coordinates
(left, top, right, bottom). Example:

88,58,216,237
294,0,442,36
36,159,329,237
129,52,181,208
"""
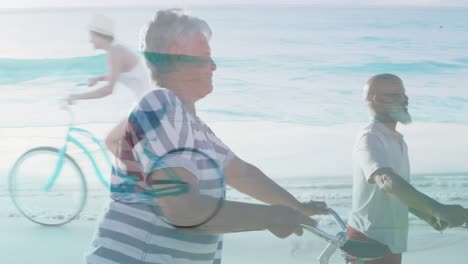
8,146,87,226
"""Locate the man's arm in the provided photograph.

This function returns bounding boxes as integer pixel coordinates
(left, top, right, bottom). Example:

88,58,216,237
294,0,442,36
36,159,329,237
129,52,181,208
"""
371,168,467,227
409,208,447,231
224,156,328,216
149,167,317,237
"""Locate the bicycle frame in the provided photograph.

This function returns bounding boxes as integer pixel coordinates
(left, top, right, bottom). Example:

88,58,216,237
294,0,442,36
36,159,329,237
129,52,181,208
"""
301,208,348,264
41,107,191,198
301,208,389,264
42,101,190,199
44,126,112,192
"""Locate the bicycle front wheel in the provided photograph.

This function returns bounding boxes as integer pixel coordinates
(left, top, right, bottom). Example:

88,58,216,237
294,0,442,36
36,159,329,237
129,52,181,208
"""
8,146,87,226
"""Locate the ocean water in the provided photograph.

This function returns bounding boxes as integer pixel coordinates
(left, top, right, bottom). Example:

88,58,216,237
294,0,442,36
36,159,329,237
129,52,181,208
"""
1,5,468,127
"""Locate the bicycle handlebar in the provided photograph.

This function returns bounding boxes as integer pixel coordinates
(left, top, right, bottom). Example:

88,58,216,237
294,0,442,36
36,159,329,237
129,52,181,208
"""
58,83,88,126
301,207,390,264
58,100,75,127
301,207,347,246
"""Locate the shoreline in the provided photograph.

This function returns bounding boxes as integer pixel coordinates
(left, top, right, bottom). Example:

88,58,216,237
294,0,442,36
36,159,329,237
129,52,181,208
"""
2,121,468,178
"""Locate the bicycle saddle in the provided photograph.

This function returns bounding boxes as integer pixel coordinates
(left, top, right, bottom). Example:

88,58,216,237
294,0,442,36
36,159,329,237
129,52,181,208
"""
341,239,390,259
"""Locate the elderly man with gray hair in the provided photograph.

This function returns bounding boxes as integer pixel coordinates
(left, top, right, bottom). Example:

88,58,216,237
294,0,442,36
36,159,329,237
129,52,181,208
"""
85,8,328,264
347,73,468,264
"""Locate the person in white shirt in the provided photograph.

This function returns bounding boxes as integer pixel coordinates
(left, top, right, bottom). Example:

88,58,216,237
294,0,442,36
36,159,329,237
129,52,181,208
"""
347,73,468,264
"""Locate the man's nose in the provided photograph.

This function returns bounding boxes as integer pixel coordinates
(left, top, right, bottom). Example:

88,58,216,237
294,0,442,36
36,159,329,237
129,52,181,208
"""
210,58,217,71
402,94,409,105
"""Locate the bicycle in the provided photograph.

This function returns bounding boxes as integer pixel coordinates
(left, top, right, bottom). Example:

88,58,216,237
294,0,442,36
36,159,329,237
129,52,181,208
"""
301,208,389,264
7,99,194,227
8,102,114,226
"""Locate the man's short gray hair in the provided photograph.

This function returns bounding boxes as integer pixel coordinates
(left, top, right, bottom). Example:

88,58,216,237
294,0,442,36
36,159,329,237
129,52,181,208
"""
363,73,403,101
140,8,212,86
140,8,212,53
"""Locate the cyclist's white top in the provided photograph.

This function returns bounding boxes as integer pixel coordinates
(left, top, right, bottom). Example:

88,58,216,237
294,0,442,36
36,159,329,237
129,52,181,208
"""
348,118,410,253
118,56,154,99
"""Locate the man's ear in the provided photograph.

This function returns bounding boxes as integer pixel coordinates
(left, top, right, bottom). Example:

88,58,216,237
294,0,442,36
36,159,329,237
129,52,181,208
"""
369,93,379,104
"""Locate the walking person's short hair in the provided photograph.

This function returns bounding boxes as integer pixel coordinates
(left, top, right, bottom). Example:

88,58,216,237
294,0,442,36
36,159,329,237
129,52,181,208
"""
140,8,212,85
363,73,403,101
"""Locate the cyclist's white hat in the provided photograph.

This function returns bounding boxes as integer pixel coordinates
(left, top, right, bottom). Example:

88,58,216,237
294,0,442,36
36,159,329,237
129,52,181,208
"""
88,14,114,37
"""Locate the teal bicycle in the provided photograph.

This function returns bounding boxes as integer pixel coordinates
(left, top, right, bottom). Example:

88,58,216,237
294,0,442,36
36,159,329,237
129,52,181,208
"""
7,97,195,227
8,103,113,226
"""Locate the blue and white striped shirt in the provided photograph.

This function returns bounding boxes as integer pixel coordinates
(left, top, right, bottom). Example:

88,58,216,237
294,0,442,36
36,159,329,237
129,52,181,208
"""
86,88,235,264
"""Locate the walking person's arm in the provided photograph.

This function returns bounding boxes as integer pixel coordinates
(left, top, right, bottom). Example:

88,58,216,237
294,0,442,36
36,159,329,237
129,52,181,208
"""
371,168,468,228
149,167,318,237
356,133,468,228
224,156,329,217
409,207,447,231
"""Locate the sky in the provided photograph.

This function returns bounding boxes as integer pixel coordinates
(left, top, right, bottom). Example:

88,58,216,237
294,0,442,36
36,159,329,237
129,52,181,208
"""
1,0,468,9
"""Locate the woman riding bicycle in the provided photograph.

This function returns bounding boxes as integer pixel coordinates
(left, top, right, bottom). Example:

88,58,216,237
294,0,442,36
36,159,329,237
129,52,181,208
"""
66,14,153,155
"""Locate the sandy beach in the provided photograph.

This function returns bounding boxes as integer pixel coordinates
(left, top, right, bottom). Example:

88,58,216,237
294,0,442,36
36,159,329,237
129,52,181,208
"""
1,214,467,264
1,121,468,263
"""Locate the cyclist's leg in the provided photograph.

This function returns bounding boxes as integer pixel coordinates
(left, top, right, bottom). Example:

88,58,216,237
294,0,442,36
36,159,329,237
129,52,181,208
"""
105,118,128,156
